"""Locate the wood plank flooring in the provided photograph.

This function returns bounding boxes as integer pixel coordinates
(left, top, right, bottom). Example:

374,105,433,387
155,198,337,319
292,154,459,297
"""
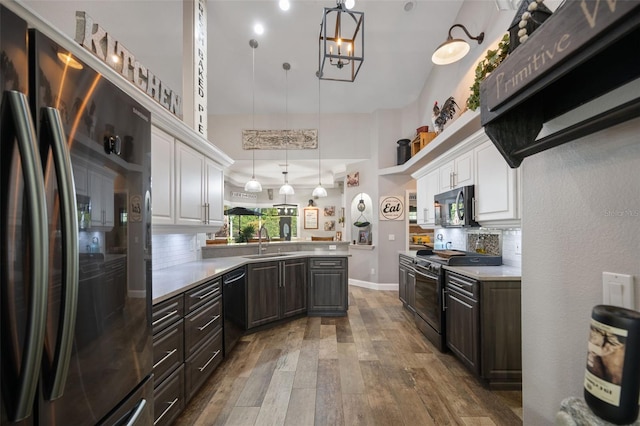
175,286,523,426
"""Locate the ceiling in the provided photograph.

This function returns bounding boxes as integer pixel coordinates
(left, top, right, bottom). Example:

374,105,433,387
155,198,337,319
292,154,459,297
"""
23,0,500,189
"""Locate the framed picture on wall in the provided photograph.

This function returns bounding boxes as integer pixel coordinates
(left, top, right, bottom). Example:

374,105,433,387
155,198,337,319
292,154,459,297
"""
303,208,318,229
358,230,369,244
324,220,335,231
336,231,342,241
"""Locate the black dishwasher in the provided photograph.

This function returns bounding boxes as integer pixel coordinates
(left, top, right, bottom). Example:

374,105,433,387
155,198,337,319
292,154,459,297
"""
222,267,246,356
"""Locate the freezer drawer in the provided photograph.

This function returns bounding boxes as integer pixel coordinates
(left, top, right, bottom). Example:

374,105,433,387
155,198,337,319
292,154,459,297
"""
97,375,153,425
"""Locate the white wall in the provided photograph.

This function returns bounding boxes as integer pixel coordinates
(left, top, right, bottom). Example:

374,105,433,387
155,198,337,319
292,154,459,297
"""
521,117,640,423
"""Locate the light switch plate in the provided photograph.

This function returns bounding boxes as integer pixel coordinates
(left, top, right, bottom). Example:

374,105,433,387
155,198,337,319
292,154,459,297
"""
602,272,635,309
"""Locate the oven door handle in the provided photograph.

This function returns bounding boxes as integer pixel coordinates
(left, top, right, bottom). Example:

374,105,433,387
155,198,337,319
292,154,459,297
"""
442,289,447,311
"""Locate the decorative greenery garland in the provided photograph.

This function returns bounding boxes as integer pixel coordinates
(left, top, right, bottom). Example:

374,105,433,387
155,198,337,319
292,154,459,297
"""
518,0,546,43
466,33,510,111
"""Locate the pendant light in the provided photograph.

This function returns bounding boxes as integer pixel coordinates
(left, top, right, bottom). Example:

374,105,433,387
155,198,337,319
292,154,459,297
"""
279,62,294,196
244,39,262,193
312,73,328,198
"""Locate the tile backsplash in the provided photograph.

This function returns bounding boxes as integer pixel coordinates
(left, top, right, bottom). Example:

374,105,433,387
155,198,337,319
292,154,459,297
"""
152,233,200,271
433,227,522,268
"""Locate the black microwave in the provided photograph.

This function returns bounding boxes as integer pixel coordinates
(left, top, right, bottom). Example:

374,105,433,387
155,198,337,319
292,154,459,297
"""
434,185,479,227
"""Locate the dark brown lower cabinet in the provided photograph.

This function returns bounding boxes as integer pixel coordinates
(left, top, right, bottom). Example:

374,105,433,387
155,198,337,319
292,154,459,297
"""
445,270,521,389
152,278,223,424
308,257,348,316
153,364,185,426
247,259,308,328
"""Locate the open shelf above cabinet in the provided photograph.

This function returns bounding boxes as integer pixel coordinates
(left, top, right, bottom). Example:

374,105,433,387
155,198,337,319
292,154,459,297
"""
379,109,481,176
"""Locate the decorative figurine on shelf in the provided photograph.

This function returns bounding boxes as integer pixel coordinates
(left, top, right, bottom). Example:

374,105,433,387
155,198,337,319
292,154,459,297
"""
432,96,458,134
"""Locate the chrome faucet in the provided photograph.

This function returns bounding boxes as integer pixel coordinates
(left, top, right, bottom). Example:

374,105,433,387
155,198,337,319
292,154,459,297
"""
258,225,270,253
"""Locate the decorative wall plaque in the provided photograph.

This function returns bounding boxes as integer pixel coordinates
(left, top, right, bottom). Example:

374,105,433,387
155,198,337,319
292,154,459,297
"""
242,129,317,150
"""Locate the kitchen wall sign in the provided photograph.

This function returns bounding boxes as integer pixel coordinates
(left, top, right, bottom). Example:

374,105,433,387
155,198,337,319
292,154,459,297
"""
75,12,182,117
242,129,317,150
480,2,640,168
379,195,404,221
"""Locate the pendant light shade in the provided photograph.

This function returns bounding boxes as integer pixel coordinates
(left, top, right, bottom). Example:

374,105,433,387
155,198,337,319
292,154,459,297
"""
312,70,328,198
245,39,262,192
279,63,294,195
279,171,294,195
244,178,262,192
312,184,328,198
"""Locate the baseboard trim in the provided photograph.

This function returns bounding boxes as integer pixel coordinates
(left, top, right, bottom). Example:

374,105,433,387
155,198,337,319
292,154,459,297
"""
348,279,398,291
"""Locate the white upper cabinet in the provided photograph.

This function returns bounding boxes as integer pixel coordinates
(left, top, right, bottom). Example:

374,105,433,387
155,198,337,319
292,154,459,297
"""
416,169,439,227
205,159,224,226
474,139,519,223
439,150,474,192
151,125,226,230
413,129,521,228
88,168,115,228
151,127,175,225
175,141,206,226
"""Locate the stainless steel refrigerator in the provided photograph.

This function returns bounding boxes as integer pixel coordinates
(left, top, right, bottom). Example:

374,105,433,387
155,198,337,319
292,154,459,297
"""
1,5,153,424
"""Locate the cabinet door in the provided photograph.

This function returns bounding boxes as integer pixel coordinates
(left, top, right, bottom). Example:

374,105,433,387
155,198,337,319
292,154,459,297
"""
439,160,455,192
454,150,474,188
247,262,280,328
445,289,479,374
282,259,307,318
398,264,407,305
88,170,114,227
175,141,205,226
481,281,522,383
416,169,439,226
151,127,175,225
474,140,518,222
205,158,224,226
73,163,88,196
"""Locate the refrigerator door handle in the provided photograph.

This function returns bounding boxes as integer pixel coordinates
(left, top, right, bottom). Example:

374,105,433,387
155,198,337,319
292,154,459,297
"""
40,107,79,400
1,90,49,422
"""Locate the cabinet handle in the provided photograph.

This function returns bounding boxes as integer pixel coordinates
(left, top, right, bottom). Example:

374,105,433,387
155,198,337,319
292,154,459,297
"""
198,350,221,372
197,314,221,331
153,397,179,425
196,289,219,300
152,310,178,326
449,294,473,309
153,348,177,369
423,208,427,222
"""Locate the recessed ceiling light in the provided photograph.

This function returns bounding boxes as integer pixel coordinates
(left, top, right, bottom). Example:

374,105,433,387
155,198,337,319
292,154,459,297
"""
279,0,290,11
254,23,264,35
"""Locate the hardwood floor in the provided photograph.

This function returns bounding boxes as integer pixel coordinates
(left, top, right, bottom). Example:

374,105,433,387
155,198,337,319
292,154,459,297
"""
175,286,523,426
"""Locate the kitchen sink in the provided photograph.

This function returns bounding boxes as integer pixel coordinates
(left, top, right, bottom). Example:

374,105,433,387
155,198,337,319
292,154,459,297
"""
242,253,290,259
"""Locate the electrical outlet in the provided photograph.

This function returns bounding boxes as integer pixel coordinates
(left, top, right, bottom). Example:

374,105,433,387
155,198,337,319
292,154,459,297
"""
389,234,395,241
515,243,521,255
370,268,375,275
329,245,336,250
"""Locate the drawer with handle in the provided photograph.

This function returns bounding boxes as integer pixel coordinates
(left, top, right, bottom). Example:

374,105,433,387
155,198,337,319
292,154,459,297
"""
185,278,221,313
152,318,184,385
152,295,184,334
184,297,222,357
153,364,185,426
185,329,223,401
309,258,346,269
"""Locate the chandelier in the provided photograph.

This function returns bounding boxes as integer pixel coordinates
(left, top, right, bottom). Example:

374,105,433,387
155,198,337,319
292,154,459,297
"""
318,0,364,82
244,39,262,192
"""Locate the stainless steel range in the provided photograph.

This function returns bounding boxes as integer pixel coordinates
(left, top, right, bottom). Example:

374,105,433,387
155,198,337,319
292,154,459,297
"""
413,250,501,352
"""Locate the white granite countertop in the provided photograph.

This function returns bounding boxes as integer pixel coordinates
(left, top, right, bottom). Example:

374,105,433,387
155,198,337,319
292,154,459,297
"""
397,250,521,281
443,264,521,281
152,250,350,304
